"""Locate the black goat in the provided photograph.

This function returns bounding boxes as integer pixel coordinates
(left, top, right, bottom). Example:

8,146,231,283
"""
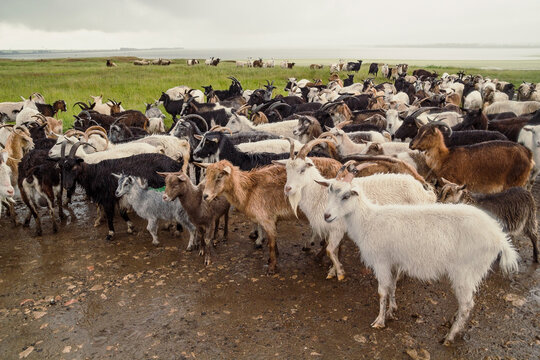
346,60,362,72
343,74,355,87
60,149,185,240
368,63,379,77
158,92,184,122
203,77,243,101
36,100,67,118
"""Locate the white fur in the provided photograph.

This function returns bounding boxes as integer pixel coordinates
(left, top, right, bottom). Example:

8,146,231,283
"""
322,180,519,344
225,114,299,138
237,139,303,154
464,91,483,110
281,158,436,280
485,100,540,116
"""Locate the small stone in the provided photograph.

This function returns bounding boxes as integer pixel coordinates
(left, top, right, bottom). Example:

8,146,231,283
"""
90,284,103,291
62,346,71,353
353,334,367,343
503,293,526,307
405,348,430,360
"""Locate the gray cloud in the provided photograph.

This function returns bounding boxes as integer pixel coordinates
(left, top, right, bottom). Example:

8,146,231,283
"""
0,0,539,49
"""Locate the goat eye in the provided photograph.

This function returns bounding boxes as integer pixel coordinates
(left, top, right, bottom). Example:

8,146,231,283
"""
342,194,350,200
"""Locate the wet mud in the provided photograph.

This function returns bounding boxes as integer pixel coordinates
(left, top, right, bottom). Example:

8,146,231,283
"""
0,187,539,359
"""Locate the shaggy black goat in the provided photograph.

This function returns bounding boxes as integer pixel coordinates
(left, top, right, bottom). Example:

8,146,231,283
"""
60,149,185,240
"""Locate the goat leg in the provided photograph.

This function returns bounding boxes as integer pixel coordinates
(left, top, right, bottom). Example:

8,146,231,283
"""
104,203,115,241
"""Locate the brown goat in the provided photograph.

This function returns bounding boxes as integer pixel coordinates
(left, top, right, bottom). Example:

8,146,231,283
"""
310,64,323,69
198,156,340,274
445,92,461,107
410,124,533,193
338,156,427,184
160,171,230,265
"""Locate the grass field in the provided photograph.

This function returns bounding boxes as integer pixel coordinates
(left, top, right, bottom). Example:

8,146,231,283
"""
2,56,540,130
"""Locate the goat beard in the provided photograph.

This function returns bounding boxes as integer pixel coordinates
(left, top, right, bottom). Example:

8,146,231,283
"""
287,191,301,219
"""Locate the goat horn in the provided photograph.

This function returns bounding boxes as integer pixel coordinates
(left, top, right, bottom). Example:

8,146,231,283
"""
336,120,352,129
296,138,328,160
280,136,296,159
85,125,108,136
428,121,452,137
64,129,86,138
210,126,233,135
73,101,89,110
319,132,339,142
85,130,110,146
267,102,290,112
180,114,208,132
68,141,96,158
31,113,48,124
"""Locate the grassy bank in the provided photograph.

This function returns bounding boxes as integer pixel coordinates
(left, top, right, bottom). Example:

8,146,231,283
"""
1,57,540,130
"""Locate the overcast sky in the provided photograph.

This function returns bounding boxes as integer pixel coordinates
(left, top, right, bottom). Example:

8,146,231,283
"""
1,0,538,50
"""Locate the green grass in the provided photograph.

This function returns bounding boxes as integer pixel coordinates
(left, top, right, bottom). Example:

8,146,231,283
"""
1,56,540,130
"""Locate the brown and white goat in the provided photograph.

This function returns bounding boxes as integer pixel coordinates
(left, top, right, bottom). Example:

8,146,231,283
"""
5,126,34,186
198,146,339,273
410,123,533,193
160,171,230,265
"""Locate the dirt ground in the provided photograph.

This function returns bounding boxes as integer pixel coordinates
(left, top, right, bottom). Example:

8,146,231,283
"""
0,186,539,360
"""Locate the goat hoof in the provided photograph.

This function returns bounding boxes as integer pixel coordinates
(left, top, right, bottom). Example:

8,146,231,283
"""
105,235,113,241
35,229,43,237
152,241,160,246
301,246,311,252
186,245,195,252
441,338,453,347
248,231,258,240
53,226,58,234
204,258,211,266
254,243,263,249
370,319,385,329
198,249,204,257
337,274,345,281
326,274,335,280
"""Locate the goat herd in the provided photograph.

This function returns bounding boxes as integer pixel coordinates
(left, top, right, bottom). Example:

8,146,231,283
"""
1,66,540,346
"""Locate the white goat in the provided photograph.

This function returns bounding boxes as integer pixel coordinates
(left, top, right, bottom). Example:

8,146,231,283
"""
89,95,125,115
236,139,303,154
464,90,483,110
319,178,519,345
485,100,540,116
225,114,298,138
0,150,15,217
278,154,435,280
386,109,403,136
146,117,166,134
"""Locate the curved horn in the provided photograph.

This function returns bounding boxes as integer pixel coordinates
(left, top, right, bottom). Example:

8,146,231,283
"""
68,141,96,158
73,101,90,110
296,138,337,160
180,114,208,132
31,113,48,124
85,130,110,147
429,121,452,137
85,125,108,136
267,102,291,112
336,120,352,129
319,132,339,142
64,129,86,138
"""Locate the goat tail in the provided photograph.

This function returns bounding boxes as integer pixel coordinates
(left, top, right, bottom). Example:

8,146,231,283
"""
499,237,520,275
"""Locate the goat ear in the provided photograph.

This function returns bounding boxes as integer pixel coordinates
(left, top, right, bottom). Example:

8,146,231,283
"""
111,173,122,179
314,180,330,187
350,190,359,197
223,166,231,175
324,125,332,131
271,160,287,167
0,151,7,164
440,177,451,185
194,134,203,140
459,184,467,190
156,171,169,178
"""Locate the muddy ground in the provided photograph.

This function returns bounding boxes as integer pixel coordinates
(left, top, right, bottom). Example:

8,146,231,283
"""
0,187,539,360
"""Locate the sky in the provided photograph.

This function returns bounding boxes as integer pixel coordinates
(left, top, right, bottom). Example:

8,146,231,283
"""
0,0,539,50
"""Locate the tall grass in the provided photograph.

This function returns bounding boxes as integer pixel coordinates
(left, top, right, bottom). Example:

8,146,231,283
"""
1,57,539,130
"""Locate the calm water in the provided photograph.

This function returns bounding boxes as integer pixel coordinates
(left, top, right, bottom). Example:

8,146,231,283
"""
2,47,540,61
